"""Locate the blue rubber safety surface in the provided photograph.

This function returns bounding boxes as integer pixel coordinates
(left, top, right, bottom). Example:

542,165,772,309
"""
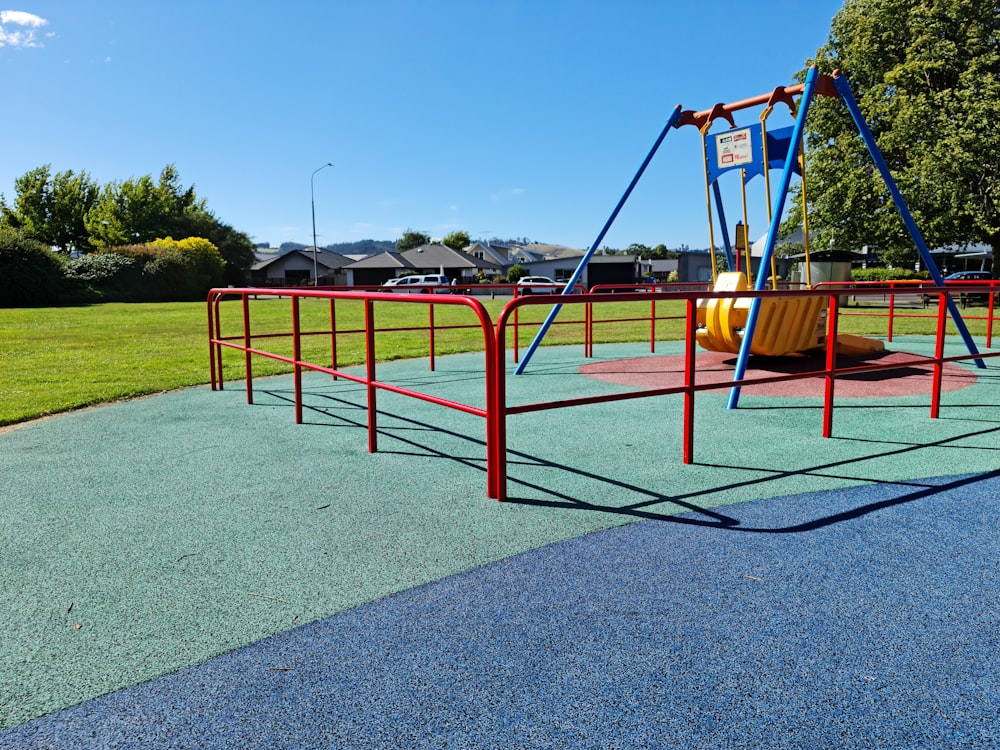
5,474,1000,749
2,341,998,748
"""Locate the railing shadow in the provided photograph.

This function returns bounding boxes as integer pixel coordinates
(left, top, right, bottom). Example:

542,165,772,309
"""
252,382,1000,534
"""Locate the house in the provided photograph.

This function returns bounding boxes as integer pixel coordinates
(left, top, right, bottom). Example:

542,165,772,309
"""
648,258,679,281
464,242,516,268
249,247,350,286
343,244,502,287
929,243,993,275
512,253,642,289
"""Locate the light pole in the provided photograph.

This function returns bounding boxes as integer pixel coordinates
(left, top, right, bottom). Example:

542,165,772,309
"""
311,162,334,285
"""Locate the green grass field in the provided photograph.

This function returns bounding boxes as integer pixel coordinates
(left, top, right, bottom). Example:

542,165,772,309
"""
1,294,994,427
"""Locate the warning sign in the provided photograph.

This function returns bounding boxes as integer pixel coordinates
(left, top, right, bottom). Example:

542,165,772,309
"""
716,128,753,169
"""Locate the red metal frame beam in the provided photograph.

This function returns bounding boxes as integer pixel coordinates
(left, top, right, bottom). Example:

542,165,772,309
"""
676,71,839,131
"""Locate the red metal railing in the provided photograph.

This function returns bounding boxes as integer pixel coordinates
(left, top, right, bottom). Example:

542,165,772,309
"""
586,282,711,356
208,287,499,495
209,284,997,504
490,286,998,501
814,279,997,347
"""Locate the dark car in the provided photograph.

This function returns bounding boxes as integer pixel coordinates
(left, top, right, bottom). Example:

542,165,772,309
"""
946,270,994,307
922,271,994,308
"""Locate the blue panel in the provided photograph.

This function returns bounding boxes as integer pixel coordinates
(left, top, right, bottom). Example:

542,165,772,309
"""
706,124,802,186
706,125,762,184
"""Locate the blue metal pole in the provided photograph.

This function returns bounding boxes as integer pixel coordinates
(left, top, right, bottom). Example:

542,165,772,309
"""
514,105,685,375
831,74,985,369
712,181,736,271
727,66,821,409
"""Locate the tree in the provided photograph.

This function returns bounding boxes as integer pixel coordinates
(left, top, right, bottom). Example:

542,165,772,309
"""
0,225,66,306
0,165,99,253
175,210,255,285
441,230,471,252
506,263,527,283
84,165,204,247
790,0,1000,270
396,230,431,251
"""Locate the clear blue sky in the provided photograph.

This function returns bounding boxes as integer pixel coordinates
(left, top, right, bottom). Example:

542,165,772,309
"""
1,1,845,250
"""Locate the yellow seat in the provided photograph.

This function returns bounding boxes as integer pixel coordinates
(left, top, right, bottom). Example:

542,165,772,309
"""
697,272,827,356
697,272,885,357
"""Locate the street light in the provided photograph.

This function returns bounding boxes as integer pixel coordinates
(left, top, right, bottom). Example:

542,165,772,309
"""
311,162,334,285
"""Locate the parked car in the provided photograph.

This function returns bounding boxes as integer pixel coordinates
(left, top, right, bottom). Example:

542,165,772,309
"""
923,270,994,308
516,276,561,294
383,274,452,293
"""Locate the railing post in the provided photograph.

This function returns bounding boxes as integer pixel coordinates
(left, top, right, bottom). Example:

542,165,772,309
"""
207,293,219,391
585,297,593,358
428,301,436,372
512,289,520,363
242,293,254,405
931,292,947,419
492,313,510,501
329,297,338,381
887,282,895,343
292,295,302,424
987,284,995,349
214,296,224,390
683,298,697,464
823,294,839,438
650,295,657,354
365,298,378,453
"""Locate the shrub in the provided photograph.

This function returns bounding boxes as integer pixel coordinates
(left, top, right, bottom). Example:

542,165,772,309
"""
71,236,225,301
65,252,144,301
506,264,526,283
143,237,225,300
0,226,66,306
851,267,930,282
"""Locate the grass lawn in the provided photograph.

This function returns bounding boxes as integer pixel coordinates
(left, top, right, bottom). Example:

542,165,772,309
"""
1,294,993,427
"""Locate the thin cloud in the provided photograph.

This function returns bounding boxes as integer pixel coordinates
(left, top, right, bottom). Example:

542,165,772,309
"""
0,10,49,48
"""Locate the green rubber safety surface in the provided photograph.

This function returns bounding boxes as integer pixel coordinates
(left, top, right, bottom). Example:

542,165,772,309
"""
1,338,997,730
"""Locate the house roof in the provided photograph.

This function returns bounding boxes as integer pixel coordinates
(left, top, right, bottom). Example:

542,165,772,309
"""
524,244,586,260
343,251,418,270
400,244,501,270
250,247,350,272
588,253,638,264
464,242,511,267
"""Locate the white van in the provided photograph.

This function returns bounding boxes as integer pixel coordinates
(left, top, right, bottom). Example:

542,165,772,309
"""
383,274,452,293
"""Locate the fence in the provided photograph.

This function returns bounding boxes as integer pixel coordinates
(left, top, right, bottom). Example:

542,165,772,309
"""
208,281,998,502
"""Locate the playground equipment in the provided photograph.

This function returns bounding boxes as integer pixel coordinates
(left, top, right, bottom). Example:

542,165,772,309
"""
689,78,883,358
514,67,984,407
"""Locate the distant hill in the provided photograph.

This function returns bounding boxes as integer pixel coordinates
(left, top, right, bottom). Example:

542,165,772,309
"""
329,239,397,255
275,239,397,255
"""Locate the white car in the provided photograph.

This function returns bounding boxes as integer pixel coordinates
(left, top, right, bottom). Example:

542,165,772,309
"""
516,276,561,294
383,274,452,293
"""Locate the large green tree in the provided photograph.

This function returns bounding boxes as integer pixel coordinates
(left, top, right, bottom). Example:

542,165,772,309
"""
441,230,471,252
0,166,99,253
395,230,431,251
792,0,999,268
177,211,256,286
84,165,203,247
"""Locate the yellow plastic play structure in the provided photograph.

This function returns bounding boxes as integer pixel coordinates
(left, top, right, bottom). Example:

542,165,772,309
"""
691,87,884,359
696,272,885,357
696,272,826,356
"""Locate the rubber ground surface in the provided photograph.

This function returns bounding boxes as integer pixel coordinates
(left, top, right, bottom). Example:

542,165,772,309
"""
2,339,998,747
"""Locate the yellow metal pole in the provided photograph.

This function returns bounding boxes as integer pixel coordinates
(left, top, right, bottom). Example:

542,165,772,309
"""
701,126,718,284
800,144,812,288
739,169,751,284
759,108,779,289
